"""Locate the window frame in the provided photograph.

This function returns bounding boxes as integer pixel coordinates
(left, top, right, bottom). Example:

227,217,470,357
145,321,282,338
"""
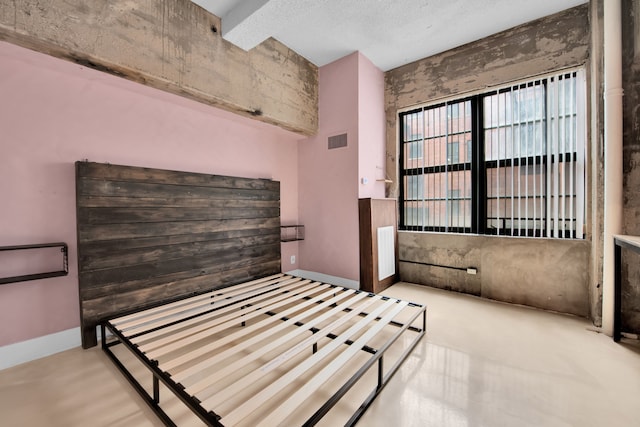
400,99,475,234
398,68,586,239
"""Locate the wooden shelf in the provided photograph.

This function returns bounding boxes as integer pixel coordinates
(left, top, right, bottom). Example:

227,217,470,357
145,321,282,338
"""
281,225,305,242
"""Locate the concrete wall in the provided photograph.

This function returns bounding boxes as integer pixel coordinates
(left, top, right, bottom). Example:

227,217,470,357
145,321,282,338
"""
621,0,640,333
589,0,605,328
400,232,590,317
0,0,318,135
385,5,590,195
385,5,595,317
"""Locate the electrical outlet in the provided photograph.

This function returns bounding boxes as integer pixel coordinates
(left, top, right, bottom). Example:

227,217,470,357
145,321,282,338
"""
291,255,296,264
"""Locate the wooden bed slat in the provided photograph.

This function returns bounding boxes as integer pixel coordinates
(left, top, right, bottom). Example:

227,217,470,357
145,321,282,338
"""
215,298,405,425
130,278,312,347
179,289,369,393
141,280,319,359
158,282,339,373
200,296,392,413
102,277,427,427
110,273,284,324
172,285,355,384
112,274,289,329
254,301,409,427
118,276,303,339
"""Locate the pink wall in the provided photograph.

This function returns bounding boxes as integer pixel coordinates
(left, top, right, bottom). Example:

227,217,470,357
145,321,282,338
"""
298,53,360,280
0,42,302,346
357,53,387,200
298,52,386,282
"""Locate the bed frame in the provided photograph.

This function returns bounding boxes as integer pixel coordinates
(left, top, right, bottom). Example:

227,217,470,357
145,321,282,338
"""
102,274,425,426
76,162,426,426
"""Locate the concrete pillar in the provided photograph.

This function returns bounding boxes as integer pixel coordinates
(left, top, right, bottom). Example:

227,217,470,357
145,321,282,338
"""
602,0,624,336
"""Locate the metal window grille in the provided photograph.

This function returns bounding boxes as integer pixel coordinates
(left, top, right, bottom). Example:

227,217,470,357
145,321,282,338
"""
400,100,473,233
399,68,586,239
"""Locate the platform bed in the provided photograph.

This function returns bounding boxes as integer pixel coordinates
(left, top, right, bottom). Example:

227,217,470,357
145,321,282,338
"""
76,163,426,426
101,274,426,427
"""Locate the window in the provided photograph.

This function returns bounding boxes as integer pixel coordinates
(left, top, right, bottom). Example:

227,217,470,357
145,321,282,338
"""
399,69,586,239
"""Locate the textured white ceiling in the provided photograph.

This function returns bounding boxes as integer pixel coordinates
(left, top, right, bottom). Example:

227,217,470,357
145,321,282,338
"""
192,0,587,71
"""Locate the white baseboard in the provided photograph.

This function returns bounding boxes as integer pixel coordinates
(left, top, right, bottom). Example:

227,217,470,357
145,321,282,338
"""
0,272,359,371
285,269,360,290
0,327,83,371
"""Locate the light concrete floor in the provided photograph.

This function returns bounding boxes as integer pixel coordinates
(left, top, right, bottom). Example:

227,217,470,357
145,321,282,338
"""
1,282,639,427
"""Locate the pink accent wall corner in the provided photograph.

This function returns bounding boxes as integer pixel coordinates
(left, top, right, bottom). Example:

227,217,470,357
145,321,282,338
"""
356,52,386,200
0,41,302,346
0,42,388,348
298,53,360,281
298,51,386,282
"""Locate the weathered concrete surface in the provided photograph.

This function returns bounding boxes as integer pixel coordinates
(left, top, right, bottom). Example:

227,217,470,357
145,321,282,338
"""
0,0,318,135
621,0,640,335
400,233,482,296
589,0,605,328
385,5,590,198
387,4,597,321
399,232,590,317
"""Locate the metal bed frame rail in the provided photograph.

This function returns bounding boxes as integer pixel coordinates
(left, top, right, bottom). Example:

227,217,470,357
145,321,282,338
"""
101,274,426,427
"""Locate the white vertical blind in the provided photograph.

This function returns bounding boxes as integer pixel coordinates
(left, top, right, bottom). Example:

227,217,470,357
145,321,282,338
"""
545,70,584,238
575,69,586,239
484,70,584,238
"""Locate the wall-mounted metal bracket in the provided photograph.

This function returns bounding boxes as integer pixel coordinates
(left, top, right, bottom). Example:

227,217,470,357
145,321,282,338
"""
0,242,69,285
281,225,305,242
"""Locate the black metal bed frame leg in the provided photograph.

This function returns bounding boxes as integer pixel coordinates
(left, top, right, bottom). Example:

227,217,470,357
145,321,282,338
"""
101,324,106,349
100,322,212,427
377,356,384,390
302,303,427,427
241,304,250,327
153,376,160,405
422,307,426,332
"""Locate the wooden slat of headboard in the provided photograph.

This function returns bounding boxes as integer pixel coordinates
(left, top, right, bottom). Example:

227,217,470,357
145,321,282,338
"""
76,162,281,348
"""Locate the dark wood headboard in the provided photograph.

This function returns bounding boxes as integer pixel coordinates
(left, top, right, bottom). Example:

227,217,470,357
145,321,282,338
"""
76,162,281,348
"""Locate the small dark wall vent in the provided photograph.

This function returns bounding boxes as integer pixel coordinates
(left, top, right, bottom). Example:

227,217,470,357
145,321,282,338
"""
328,133,348,149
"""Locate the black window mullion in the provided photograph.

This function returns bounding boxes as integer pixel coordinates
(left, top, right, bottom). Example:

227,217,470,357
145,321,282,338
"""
473,95,485,235
543,78,549,237
399,113,407,230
